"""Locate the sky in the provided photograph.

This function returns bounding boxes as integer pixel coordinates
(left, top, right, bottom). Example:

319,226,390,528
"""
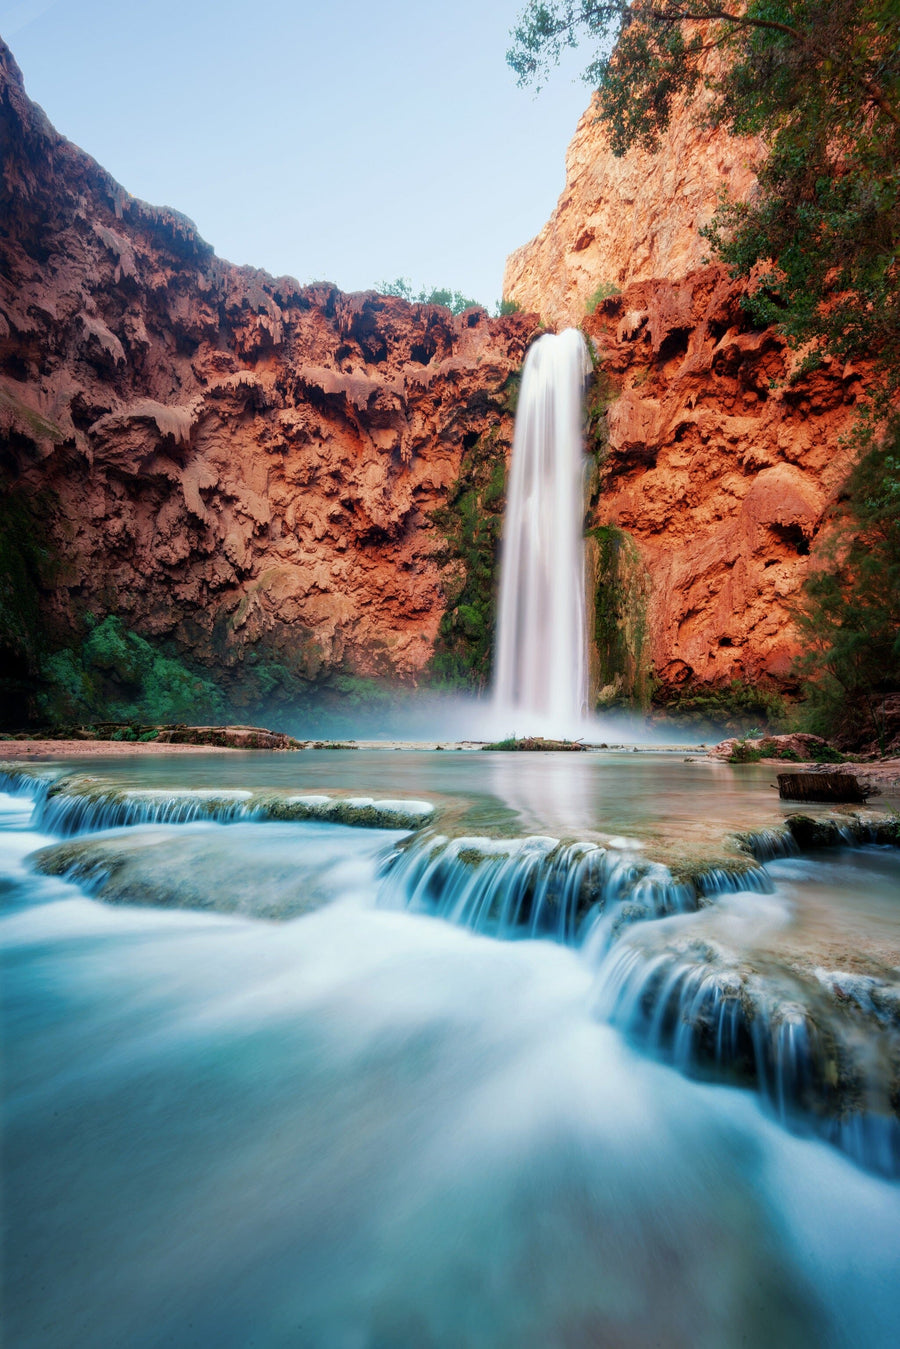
1,0,593,307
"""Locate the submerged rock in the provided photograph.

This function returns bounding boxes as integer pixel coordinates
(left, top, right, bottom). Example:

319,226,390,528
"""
29,822,407,921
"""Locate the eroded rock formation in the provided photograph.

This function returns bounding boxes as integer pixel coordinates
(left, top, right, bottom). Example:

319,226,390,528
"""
584,270,864,695
0,40,532,707
1,32,868,717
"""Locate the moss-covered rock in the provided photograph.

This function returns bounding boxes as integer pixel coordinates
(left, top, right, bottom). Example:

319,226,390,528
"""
586,524,653,710
28,823,404,921
428,424,510,691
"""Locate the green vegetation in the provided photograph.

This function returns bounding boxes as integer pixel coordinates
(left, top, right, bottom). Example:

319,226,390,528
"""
585,281,621,312
810,742,848,764
377,279,527,318
509,1,900,743
728,738,801,764
655,681,789,736
35,615,228,726
429,428,508,690
377,278,483,315
792,416,900,749
588,524,652,709
584,361,618,470
509,0,899,372
0,489,54,724
481,736,587,751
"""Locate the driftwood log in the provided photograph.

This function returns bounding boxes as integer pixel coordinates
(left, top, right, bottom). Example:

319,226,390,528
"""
777,772,870,803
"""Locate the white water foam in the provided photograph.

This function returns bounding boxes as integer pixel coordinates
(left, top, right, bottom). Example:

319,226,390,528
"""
493,327,591,737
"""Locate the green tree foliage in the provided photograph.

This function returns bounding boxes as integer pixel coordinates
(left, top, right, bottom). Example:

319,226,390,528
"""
377,277,483,314
508,2,900,371
792,417,900,748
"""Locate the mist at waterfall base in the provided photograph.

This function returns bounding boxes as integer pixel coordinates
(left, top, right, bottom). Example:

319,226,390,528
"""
4,787,900,1349
271,685,672,746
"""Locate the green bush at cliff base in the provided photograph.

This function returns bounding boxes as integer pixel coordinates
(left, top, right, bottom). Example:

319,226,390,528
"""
429,428,508,691
652,681,790,737
728,738,800,764
36,616,227,726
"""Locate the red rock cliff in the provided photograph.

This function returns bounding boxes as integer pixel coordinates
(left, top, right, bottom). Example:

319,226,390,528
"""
583,273,863,694
504,63,864,701
503,52,763,329
0,40,531,699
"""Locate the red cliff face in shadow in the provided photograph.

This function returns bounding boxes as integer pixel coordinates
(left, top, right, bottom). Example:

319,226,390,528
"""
0,40,532,695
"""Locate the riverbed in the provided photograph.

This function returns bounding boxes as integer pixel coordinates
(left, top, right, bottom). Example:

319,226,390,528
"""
2,751,899,1348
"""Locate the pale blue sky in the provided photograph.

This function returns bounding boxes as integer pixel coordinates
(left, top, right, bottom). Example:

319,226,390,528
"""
2,0,592,306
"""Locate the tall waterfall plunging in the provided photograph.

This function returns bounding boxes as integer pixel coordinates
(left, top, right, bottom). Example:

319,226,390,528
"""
494,327,591,734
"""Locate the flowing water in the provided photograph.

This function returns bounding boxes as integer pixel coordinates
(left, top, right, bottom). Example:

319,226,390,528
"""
493,328,592,735
2,753,899,1348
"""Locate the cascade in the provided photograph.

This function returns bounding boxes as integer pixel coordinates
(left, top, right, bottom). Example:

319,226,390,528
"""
493,327,591,733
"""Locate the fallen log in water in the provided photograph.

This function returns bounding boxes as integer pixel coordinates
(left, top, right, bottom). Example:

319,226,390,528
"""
777,772,871,803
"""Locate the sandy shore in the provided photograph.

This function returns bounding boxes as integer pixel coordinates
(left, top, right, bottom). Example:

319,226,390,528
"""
0,738,708,760
0,740,238,759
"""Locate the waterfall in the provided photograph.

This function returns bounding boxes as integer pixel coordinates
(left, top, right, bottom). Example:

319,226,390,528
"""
494,327,591,734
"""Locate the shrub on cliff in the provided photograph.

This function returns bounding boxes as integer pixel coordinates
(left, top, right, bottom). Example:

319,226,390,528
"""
377,278,483,315
585,282,621,312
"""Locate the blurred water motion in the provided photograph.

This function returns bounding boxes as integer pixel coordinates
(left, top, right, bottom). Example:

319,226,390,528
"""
2,780,899,1348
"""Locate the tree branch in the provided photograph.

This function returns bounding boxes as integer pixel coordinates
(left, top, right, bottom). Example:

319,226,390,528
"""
633,4,900,126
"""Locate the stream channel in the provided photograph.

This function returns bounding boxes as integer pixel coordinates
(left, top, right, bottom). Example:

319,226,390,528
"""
2,749,899,1348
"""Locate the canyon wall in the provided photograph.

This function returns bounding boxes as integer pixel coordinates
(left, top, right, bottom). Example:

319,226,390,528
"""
0,33,866,721
505,59,863,703
583,271,863,697
0,40,532,716
503,55,764,329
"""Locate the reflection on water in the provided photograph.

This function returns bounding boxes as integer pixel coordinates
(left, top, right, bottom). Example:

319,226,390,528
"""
766,851,900,957
28,749,801,840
